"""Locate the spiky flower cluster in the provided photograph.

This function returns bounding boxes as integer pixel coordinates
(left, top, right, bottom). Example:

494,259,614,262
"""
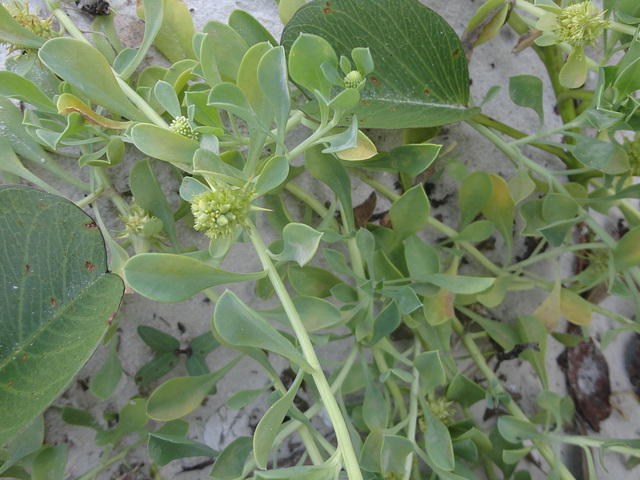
343,70,364,89
190,187,251,239
118,201,153,237
169,116,198,141
626,135,640,175
1,1,57,54
418,397,455,434
555,1,608,48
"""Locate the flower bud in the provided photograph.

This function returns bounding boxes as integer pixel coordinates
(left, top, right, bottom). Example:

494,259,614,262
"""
190,187,252,239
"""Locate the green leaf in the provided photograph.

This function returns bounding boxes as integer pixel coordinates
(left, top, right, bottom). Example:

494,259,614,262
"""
282,0,478,128
420,274,494,294
144,0,196,63
31,445,67,480
0,186,123,443
343,144,441,176
420,397,454,471
154,80,181,118
61,407,100,430
123,253,266,303
370,301,401,346
446,373,486,408
0,136,61,196
226,385,272,410
516,315,548,389
213,291,313,372
146,356,240,421
258,46,291,143
414,351,447,393
138,326,180,353
482,173,514,260
120,0,163,79
268,223,324,267
0,416,43,474
201,21,248,82
148,433,217,466
95,397,148,446
287,33,337,99
363,370,388,430
254,370,304,469
89,341,122,400
306,145,355,232
237,42,274,128
381,435,414,475
569,133,629,174
209,436,253,479
38,38,144,122
509,75,544,128
614,225,640,271
255,155,289,195
0,4,46,49
389,185,430,245
129,159,180,250
497,417,544,443
130,123,199,165
229,10,278,47
134,352,179,386
455,220,495,243
288,265,342,298
508,166,536,205
0,71,56,112
459,171,493,228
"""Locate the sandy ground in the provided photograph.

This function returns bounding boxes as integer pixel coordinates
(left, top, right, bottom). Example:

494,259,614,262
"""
2,1,639,479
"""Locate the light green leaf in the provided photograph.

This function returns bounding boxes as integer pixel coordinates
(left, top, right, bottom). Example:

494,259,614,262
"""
120,0,163,79
288,265,342,298
0,71,56,112
420,397,454,471
255,155,289,195
258,46,291,143
226,385,272,410
381,435,414,475
154,80,181,118
141,0,195,63
516,315,548,390
508,166,536,205
497,416,545,443
363,370,388,430
39,38,144,121
209,436,253,480
614,225,640,271
370,301,401,346
0,416,43,473
343,144,441,176
237,42,274,127
268,223,323,267
254,370,304,469
282,0,477,128
123,253,266,303
229,10,278,47
0,136,60,195
201,21,248,82
482,173,514,259
89,341,122,400
130,123,199,164
509,75,544,128
148,433,217,466
213,291,313,372
0,4,46,49
0,186,123,443
31,445,67,480
287,33,337,99
389,184,430,244
146,356,240,421
414,351,447,393
459,171,493,228
445,373,486,408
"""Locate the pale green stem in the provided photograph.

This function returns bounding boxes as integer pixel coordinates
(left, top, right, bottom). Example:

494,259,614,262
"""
285,182,341,232
74,438,145,480
286,113,342,160
247,222,363,480
401,340,421,480
451,317,576,480
507,242,608,271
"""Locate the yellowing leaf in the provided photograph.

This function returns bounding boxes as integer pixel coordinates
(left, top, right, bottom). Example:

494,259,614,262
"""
533,275,561,333
423,288,455,325
560,288,592,326
336,129,378,161
57,94,131,130
482,173,515,259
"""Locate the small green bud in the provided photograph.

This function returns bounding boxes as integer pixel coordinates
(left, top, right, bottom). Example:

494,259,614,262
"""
169,115,198,140
190,187,252,239
556,1,608,48
343,70,364,89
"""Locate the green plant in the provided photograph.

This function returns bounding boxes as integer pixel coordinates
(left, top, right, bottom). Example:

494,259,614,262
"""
1,0,640,479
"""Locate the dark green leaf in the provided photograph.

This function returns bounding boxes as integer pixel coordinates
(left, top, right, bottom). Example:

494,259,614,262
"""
137,326,180,353
0,186,123,443
509,75,544,128
89,341,122,400
135,352,179,386
148,433,217,466
446,373,486,407
209,436,253,479
282,0,477,128
288,265,342,298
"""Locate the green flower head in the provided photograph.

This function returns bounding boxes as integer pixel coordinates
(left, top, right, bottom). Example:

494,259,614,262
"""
626,134,640,175
169,115,198,141
418,397,455,434
555,1,608,48
1,0,57,54
190,186,252,239
343,70,364,89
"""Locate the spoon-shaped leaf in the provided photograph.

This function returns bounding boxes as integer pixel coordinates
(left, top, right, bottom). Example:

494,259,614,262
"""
0,186,123,443
146,355,241,421
39,38,145,122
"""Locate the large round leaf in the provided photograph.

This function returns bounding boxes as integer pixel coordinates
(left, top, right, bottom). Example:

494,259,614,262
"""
282,0,478,128
0,186,124,443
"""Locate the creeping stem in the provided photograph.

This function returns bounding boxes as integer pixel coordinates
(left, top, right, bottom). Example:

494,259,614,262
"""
247,221,364,480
